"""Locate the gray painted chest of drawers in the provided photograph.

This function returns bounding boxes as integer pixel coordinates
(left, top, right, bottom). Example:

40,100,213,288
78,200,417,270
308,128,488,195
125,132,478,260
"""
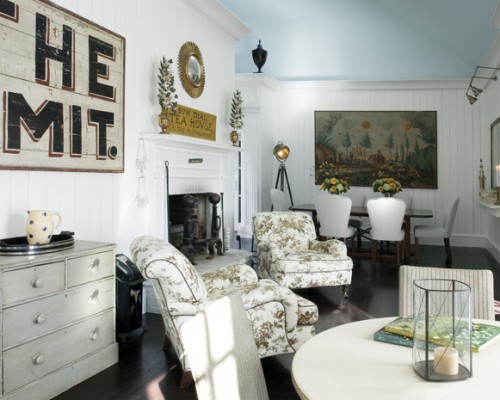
0,240,119,399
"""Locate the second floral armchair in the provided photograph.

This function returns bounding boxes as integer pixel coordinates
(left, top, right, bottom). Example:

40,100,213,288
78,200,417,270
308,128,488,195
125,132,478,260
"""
253,211,353,296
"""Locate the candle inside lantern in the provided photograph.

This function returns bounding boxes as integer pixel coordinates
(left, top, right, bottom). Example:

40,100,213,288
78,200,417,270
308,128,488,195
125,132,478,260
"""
496,165,500,187
433,346,459,375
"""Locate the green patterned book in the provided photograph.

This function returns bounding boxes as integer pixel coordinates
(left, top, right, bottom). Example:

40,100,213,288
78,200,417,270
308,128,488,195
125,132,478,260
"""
379,316,500,353
374,327,439,349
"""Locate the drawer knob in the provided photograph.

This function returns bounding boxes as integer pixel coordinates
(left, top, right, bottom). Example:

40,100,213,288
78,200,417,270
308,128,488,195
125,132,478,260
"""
31,277,44,288
32,354,45,365
33,313,46,324
90,259,100,274
89,290,99,304
89,329,99,341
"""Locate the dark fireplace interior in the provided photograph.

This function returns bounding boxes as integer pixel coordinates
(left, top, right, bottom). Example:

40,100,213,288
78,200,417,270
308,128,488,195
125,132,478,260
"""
168,192,224,263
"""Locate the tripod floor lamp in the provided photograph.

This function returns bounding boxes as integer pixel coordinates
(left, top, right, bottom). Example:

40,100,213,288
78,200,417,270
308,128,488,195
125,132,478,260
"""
273,141,294,208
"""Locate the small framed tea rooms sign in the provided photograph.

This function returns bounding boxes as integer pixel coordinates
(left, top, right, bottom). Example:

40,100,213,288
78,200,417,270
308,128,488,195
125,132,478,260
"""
0,0,125,172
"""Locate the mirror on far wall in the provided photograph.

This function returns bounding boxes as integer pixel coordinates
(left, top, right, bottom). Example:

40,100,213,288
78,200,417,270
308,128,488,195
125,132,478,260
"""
491,117,500,188
178,41,205,99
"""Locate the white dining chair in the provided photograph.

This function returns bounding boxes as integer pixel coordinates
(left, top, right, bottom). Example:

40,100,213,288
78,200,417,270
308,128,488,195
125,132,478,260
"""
315,195,356,249
367,197,406,266
414,197,460,264
362,192,382,239
270,188,288,211
343,191,366,247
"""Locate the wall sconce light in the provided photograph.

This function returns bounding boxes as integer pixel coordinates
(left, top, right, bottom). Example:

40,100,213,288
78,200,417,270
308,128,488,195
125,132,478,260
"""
470,86,483,97
466,93,478,105
466,66,500,105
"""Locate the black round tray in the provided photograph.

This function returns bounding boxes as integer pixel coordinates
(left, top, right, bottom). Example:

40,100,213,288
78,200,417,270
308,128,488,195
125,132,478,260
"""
0,231,75,256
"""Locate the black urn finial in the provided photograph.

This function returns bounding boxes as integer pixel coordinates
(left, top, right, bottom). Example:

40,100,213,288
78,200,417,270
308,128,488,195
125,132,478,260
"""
252,40,267,73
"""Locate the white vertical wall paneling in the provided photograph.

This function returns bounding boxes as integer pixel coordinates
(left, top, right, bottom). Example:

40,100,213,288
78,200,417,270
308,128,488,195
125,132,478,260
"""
45,172,62,227
60,173,76,236
86,176,102,241
7,172,29,237
470,102,483,236
72,173,89,240
0,171,11,234
461,94,474,236
237,75,486,247
100,174,115,240
237,106,261,236
27,171,46,210
0,0,248,254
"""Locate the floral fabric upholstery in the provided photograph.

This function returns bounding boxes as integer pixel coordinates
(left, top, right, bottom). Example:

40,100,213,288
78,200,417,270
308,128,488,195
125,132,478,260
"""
253,212,353,289
130,235,318,374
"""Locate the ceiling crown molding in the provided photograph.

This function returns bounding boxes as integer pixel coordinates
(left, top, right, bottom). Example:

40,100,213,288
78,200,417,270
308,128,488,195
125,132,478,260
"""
184,0,250,40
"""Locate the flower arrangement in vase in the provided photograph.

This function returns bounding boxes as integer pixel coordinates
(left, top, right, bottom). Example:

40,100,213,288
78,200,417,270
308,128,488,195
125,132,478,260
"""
320,177,350,194
372,177,402,197
157,57,178,133
229,90,244,146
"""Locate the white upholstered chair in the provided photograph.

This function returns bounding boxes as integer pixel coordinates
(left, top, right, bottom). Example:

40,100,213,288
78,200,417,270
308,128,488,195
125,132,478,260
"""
252,212,353,296
315,194,355,251
270,188,288,211
414,197,460,264
182,292,269,400
343,191,366,247
366,197,406,265
398,265,495,320
130,236,318,387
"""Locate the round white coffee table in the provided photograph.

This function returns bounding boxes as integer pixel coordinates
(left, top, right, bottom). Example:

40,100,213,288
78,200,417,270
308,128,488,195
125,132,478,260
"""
292,317,500,400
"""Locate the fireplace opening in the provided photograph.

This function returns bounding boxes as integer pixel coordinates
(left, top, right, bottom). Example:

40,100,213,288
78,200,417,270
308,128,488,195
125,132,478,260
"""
168,192,224,264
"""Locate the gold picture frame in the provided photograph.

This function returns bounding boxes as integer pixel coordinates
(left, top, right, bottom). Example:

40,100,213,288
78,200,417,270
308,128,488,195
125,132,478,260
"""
314,110,438,189
178,41,205,98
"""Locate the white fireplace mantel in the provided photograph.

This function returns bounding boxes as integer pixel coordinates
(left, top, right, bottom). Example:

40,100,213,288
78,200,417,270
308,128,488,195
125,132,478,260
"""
140,133,243,243
142,133,244,154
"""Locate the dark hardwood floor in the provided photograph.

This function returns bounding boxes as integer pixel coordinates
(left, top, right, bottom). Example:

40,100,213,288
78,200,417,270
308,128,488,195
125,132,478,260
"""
54,243,500,400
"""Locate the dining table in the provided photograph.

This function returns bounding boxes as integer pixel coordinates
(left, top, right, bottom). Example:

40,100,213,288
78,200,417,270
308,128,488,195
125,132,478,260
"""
291,204,433,261
291,317,500,400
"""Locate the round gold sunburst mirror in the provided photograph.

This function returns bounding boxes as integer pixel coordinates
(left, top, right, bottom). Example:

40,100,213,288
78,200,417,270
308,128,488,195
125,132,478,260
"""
178,41,205,98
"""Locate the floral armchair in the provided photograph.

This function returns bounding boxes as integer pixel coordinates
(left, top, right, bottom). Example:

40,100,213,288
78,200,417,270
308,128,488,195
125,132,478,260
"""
253,212,353,295
130,235,318,387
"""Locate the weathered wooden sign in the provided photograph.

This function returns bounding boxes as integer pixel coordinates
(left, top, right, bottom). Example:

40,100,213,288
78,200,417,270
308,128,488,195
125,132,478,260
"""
0,0,125,172
166,104,216,141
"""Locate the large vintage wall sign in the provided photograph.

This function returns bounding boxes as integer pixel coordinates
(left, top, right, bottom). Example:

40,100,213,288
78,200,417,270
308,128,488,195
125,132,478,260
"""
0,0,126,172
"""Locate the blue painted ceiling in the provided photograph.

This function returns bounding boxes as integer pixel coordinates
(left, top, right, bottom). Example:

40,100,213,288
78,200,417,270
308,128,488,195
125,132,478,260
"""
220,0,500,81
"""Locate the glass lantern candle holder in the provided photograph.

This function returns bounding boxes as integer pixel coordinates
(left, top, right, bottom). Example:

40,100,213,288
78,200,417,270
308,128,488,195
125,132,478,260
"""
412,279,472,381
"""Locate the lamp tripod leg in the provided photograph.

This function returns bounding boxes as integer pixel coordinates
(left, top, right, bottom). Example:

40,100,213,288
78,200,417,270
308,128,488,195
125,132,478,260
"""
273,164,293,209
282,165,294,206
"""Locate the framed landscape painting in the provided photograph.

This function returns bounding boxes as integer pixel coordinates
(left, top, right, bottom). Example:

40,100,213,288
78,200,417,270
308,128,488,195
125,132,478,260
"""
314,111,437,189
